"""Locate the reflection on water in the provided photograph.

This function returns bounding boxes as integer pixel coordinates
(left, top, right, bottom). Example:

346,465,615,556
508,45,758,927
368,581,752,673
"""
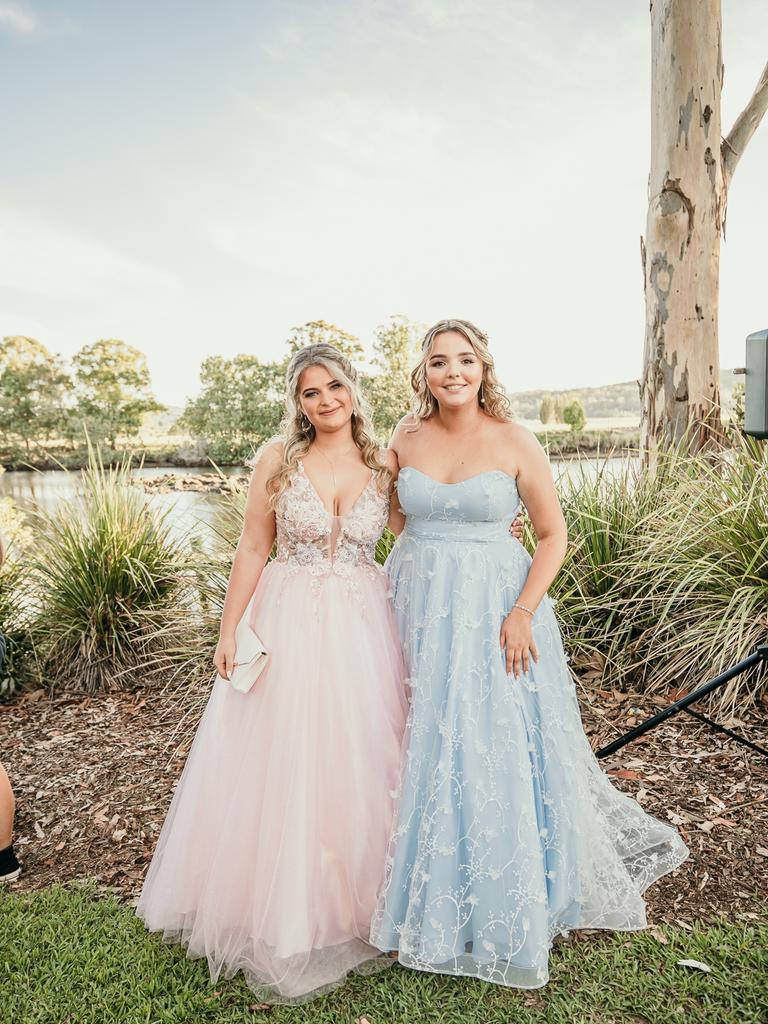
0,458,638,536
0,465,244,537
0,466,246,551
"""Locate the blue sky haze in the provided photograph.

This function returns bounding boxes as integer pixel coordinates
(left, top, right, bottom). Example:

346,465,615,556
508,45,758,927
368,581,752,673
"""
1,1,766,405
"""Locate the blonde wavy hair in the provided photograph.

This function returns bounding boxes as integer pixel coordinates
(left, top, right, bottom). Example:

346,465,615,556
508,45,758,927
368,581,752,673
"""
262,343,388,509
410,319,512,424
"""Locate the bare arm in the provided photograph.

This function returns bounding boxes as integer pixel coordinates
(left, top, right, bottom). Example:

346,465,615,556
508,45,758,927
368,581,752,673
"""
214,444,280,677
500,427,567,678
386,416,416,537
380,446,405,536
513,428,568,611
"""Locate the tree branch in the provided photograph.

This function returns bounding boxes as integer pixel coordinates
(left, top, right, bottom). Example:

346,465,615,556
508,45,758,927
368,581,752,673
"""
721,60,768,189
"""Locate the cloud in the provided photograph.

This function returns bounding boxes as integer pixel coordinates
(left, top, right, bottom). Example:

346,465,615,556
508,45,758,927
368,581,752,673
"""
0,307,49,341
0,3,37,34
0,206,180,302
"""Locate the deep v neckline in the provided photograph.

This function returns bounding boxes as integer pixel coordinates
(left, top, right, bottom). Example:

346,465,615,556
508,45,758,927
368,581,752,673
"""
299,461,375,518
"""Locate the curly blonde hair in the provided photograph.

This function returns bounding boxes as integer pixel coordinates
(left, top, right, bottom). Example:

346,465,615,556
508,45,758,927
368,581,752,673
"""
262,344,388,509
410,319,512,424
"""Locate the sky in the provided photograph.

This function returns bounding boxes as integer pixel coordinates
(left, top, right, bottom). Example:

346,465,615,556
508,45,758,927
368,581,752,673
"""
1,0,766,407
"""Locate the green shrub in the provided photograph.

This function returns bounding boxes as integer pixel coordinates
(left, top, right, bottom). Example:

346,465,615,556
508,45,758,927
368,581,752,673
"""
375,527,397,565
0,498,37,699
550,455,674,680
11,434,767,713
29,448,188,693
546,438,768,710
624,434,768,710
562,399,586,434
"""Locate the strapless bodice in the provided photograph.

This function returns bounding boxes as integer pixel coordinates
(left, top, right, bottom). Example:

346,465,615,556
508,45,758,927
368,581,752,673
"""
396,467,520,544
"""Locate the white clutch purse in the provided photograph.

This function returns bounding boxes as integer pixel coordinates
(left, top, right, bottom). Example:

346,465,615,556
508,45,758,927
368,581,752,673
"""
218,599,269,693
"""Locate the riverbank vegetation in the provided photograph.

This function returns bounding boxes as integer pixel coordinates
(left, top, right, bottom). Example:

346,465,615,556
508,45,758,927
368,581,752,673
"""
1,432,766,710
2,319,654,471
0,425,643,473
4,320,744,474
554,431,768,711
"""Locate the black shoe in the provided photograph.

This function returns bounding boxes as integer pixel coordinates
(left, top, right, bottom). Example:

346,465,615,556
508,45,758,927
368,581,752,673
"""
0,844,20,882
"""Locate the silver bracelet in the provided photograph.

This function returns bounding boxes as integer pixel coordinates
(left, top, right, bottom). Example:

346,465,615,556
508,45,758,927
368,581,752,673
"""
513,602,535,617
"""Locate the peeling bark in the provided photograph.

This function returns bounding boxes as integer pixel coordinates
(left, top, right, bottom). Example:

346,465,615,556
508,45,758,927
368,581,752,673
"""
641,3,716,463
641,3,768,465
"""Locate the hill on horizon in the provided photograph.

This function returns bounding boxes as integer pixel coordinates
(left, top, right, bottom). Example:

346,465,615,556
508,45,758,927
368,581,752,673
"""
143,371,739,432
508,368,738,421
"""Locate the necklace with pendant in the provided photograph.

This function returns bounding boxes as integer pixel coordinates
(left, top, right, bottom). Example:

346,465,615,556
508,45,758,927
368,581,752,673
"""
313,443,358,492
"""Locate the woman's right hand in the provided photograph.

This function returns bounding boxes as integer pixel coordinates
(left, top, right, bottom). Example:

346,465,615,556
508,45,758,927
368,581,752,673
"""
214,634,237,680
509,513,524,541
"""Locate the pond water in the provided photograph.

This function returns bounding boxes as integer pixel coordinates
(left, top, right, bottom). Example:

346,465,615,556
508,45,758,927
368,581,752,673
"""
0,465,244,537
0,458,638,539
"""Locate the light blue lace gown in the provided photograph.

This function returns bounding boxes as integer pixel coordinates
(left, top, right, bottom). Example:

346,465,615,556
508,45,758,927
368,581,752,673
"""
370,468,688,989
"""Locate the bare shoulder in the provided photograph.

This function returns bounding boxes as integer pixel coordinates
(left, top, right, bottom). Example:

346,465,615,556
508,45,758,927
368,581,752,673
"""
500,421,551,477
391,412,418,436
377,447,400,474
499,420,539,449
249,439,284,477
390,413,421,452
487,419,546,472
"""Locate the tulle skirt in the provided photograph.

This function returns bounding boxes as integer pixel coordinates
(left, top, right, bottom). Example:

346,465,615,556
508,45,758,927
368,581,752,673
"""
371,521,689,988
136,561,409,1003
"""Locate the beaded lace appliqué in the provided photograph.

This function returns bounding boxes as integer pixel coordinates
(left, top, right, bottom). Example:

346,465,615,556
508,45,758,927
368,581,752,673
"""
273,464,389,590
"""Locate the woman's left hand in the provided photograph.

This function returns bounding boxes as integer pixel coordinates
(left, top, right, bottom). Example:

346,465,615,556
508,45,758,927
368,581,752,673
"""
500,607,539,679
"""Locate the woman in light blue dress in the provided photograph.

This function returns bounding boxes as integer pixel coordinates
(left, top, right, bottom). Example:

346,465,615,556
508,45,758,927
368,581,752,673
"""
371,320,688,989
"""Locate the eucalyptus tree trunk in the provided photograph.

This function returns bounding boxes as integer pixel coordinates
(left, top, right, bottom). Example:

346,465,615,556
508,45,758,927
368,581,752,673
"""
640,1,768,464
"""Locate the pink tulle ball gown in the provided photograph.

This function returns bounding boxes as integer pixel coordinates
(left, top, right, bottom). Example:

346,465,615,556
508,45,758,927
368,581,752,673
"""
136,462,408,1003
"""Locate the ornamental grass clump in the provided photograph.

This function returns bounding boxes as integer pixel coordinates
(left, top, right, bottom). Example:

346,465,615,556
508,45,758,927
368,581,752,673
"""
168,486,242,682
551,451,682,685
0,555,25,699
0,498,36,699
627,433,768,711
30,449,188,693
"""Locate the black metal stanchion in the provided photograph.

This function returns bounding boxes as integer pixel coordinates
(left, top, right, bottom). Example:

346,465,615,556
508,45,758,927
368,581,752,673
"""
596,644,768,760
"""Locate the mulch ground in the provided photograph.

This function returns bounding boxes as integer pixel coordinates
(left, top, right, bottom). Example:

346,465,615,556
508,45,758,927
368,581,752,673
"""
2,681,767,928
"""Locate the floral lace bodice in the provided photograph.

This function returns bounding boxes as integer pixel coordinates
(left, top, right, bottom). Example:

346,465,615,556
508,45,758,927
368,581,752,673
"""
273,461,389,577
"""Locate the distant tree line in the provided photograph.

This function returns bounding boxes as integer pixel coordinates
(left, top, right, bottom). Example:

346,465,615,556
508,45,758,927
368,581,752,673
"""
0,317,422,462
538,394,586,434
0,336,162,454
11,316,695,464
523,385,639,423
178,317,421,461
516,368,739,424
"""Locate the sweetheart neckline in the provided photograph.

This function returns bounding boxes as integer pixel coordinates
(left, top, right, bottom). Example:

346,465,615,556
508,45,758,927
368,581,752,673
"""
398,466,518,488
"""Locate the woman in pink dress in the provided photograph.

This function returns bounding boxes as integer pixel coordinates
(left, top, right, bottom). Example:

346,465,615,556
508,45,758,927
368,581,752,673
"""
137,343,409,1003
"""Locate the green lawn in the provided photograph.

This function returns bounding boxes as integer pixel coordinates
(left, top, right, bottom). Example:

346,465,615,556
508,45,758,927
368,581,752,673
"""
2,884,766,1024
